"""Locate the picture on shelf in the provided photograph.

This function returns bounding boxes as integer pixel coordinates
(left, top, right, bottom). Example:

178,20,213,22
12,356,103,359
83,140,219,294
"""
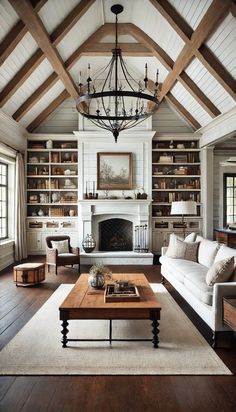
97,152,132,190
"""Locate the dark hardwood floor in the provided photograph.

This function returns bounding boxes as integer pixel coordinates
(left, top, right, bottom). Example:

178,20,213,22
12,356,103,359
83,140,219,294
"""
0,258,236,412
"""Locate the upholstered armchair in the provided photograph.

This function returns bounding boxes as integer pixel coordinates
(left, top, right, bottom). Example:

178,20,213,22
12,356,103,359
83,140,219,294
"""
46,235,80,275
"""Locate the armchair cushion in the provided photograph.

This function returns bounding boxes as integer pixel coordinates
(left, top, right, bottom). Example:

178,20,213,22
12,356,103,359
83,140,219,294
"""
51,240,69,254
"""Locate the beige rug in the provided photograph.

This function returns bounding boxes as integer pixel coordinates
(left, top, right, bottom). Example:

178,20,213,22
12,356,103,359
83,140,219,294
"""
0,284,232,375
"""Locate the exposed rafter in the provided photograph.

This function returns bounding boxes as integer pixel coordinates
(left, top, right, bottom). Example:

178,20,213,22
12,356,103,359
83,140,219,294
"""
127,23,174,71
149,0,193,43
13,24,113,121
27,89,70,133
0,0,47,66
177,73,221,117
9,0,78,98
196,46,236,100
165,93,201,130
150,0,236,101
159,0,234,101
0,0,95,107
128,24,220,118
13,43,151,121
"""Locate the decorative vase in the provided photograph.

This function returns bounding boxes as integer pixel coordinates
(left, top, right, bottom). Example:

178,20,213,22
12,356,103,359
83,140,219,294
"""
88,272,105,289
82,234,96,253
38,208,44,216
46,139,53,149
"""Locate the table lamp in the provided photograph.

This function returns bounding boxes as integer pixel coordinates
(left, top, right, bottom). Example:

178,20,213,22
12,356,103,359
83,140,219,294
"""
170,200,197,236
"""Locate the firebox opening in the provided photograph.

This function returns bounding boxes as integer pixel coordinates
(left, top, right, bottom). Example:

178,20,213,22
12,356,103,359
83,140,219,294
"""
99,218,133,251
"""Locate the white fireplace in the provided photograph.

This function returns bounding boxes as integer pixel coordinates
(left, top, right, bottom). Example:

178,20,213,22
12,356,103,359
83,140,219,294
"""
74,126,155,265
78,199,153,264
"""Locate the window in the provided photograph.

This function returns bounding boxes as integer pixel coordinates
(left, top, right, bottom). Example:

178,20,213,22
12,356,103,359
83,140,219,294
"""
0,162,8,239
223,173,236,226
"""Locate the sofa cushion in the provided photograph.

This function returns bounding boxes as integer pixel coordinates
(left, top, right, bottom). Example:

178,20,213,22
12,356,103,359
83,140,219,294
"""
198,239,220,268
166,234,199,262
206,256,235,286
184,273,214,306
160,255,208,283
214,244,236,281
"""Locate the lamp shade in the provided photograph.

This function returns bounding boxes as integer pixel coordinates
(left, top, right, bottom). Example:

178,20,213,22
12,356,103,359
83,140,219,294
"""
170,201,197,215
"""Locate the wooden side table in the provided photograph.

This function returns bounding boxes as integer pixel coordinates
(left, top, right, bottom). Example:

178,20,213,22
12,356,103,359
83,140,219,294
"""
223,297,236,332
215,229,236,248
14,263,45,286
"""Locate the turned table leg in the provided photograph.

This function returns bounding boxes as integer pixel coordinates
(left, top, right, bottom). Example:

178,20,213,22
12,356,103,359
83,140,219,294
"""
150,310,160,348
61,320,69,348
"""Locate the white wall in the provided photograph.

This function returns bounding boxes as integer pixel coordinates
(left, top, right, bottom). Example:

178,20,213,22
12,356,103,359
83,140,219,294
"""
74,131,155,200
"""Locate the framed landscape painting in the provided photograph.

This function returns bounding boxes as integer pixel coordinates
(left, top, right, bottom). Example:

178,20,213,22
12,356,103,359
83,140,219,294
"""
97,152,133,190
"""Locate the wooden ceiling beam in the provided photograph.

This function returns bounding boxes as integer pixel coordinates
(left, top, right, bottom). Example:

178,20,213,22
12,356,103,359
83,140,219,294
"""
13,26,106,121
149,0,193,43
196,46,236,100
178,72,221,117
150,0,236,100
83,43,153,56
27,89,69,132
13,25,111,121
13,41,151,121
159,0,233,101
0,0,95,107
127,23,174,71
13,73,58,121
0,49,45,108
127,24,221,118
0,0,47,66
49,0,95,46
165,93,201,130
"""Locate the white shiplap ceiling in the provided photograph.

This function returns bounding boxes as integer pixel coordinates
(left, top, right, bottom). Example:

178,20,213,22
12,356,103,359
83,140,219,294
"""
0,0,235,133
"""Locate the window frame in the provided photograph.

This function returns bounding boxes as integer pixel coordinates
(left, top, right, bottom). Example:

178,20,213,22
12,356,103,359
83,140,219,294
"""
223,173,236,227
0,161,8,240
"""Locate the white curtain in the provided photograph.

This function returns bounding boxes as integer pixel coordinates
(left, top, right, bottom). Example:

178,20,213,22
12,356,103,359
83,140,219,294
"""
15,152,27,261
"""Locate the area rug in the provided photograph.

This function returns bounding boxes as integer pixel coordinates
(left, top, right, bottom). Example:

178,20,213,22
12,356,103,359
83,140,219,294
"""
0,284,232,375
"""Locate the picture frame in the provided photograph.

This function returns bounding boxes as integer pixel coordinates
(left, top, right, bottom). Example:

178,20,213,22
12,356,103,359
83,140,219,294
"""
97,152,133,190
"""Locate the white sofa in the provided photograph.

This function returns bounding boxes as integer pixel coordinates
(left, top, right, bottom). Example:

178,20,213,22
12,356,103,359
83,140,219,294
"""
160,236,236,346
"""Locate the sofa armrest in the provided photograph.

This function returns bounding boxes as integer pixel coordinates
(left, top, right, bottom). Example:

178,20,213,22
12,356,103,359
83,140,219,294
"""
212,282,236,329
161,246,168,256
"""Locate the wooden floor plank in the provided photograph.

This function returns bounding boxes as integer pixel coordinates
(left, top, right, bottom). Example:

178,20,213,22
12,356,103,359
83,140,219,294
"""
0,260,235,412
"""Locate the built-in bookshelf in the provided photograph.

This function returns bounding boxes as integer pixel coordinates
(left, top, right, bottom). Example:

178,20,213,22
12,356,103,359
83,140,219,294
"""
26,137,79,254
152,136,202,253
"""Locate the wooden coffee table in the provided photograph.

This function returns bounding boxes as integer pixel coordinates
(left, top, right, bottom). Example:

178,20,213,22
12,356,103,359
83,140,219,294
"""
59,273,161,348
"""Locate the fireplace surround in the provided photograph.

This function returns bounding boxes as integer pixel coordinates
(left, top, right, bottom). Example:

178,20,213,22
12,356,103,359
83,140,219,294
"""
79,199,153,264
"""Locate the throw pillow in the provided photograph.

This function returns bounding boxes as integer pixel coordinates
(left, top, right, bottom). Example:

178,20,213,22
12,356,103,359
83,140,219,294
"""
184,232,197,242
205,256,235,286
166,234,199,262
51,239,69,254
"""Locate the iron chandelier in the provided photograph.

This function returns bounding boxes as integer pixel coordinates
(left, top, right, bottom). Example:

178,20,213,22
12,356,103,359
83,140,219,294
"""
76,4,159,143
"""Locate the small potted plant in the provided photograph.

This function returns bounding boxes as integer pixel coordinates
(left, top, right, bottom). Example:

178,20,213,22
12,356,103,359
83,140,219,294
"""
88,265,111,289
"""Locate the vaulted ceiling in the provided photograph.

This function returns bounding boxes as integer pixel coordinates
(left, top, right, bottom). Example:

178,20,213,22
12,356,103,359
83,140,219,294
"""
0,0,235,133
